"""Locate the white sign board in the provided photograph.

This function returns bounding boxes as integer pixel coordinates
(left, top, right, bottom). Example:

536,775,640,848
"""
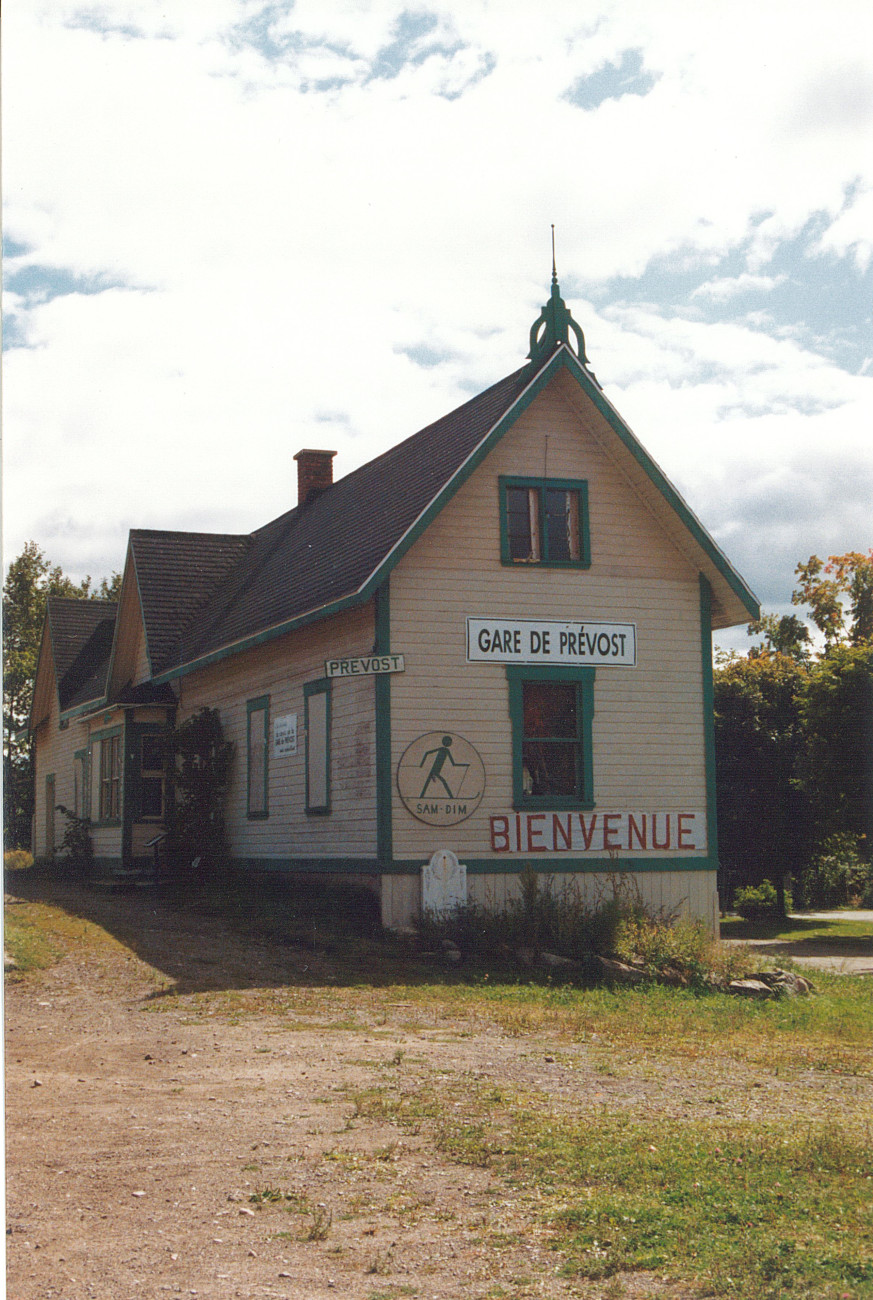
421,848,467,917
273,713,298,757
325,653,405,678
467,618,636,666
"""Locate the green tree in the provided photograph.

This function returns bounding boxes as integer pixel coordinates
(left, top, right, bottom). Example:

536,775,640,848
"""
799,641,873,862
747,612,811,663
793,549,873,648
714,650,811,912
2,541,121,848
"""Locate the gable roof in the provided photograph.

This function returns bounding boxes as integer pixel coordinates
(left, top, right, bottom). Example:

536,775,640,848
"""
129,529,250,677
137,343,757,683
51,281,757,694
45,597,117,713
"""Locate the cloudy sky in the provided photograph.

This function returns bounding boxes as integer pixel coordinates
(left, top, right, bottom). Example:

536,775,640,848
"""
4,0,872,649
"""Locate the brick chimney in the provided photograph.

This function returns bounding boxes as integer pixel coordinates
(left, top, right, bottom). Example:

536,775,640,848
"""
294,449,337,506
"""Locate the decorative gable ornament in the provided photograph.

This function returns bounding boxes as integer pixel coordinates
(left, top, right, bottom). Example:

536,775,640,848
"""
528,265,589,366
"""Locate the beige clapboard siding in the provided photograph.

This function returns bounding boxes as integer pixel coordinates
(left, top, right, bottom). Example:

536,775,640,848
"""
389,381,707,862
108,572,151,693
382,869,718,932
32,692,88,857
178,601,378,860
554,368,744,629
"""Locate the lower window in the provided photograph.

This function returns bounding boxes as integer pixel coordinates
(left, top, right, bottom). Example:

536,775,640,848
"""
304,679,331,814
100,734,121,821
506,665,595,809
139,734,165,819
247,697,270,818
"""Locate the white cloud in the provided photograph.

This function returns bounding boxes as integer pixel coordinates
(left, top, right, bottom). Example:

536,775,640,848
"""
3,0,872,623
692,274,787,302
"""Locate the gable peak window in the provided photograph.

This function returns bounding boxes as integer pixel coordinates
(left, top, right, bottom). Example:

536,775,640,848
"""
500,476,590,568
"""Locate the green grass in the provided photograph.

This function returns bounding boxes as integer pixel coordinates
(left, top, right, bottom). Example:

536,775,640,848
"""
4,898,127,973
721,914,873,944
353,1075,873,1298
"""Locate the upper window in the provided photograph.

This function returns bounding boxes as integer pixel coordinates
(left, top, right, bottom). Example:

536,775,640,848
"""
247,696,270,819
507,665,595,809
499,476,590,568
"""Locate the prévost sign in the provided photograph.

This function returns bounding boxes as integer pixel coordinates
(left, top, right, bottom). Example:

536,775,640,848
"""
466,617,636,667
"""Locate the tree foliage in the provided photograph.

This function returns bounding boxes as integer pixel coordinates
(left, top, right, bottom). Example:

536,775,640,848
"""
792,549,873,647
2,541,121,849
714,650,810,906
163,708,234,878
716,548,873,908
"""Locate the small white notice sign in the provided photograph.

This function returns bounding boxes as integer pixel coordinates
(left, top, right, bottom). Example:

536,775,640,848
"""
467,617,636,666
325,653,405,678
273,713,298,756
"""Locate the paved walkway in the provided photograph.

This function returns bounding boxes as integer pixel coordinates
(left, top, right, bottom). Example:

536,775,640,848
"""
723,910,873,975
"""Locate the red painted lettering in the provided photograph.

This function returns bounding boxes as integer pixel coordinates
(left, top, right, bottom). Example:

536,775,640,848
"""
552,814,572,851
652,813,672,850
678,813,695,849
527,813,547,852
578,813,598,850
490,816,510,852
628,813,647,850
602,813,621,850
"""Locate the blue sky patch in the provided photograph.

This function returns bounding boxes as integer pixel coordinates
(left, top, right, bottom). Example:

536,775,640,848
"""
581,211,872,374
66,8,150,40
395,341,458,368
565,48,659,110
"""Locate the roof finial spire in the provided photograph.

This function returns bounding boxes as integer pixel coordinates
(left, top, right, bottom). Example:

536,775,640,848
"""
527,233,589,366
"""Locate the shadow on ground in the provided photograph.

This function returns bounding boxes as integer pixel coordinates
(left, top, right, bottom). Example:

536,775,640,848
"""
5,865,527,997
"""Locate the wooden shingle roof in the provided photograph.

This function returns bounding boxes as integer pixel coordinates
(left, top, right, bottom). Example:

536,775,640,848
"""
46,597,117,711
128,362,536,679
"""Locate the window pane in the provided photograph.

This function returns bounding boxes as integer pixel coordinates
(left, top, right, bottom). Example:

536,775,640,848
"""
544,489,580,562
522,682,577,738
522,740,578,796
307,690,329,809
141,735,163,773
248,707,266,815
506,486,540,561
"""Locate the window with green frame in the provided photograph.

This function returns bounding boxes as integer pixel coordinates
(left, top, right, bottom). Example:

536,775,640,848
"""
499,476,590,568
506,665,595,809
304,678,331,814
247,696,270,818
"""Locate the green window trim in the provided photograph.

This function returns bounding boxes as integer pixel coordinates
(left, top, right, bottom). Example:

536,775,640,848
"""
499,475,591,569
74,749,88,820
304,678,331,815
506,664,595,810
247,696,270,819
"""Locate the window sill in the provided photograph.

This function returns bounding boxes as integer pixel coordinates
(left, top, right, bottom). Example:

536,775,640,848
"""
512,800,597,812
247,812,269,821
501,559,591,570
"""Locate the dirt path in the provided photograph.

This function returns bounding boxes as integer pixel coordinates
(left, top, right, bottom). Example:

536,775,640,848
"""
5,878,868,1300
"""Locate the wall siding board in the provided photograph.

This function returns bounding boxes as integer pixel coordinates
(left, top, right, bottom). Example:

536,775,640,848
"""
385,382,715,925
178,601,378,862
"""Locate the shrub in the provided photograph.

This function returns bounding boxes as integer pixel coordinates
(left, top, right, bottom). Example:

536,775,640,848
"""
163,708,234,879
56,807,94,879
733,879,780,920
420,866,634,962
4,848,34,872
